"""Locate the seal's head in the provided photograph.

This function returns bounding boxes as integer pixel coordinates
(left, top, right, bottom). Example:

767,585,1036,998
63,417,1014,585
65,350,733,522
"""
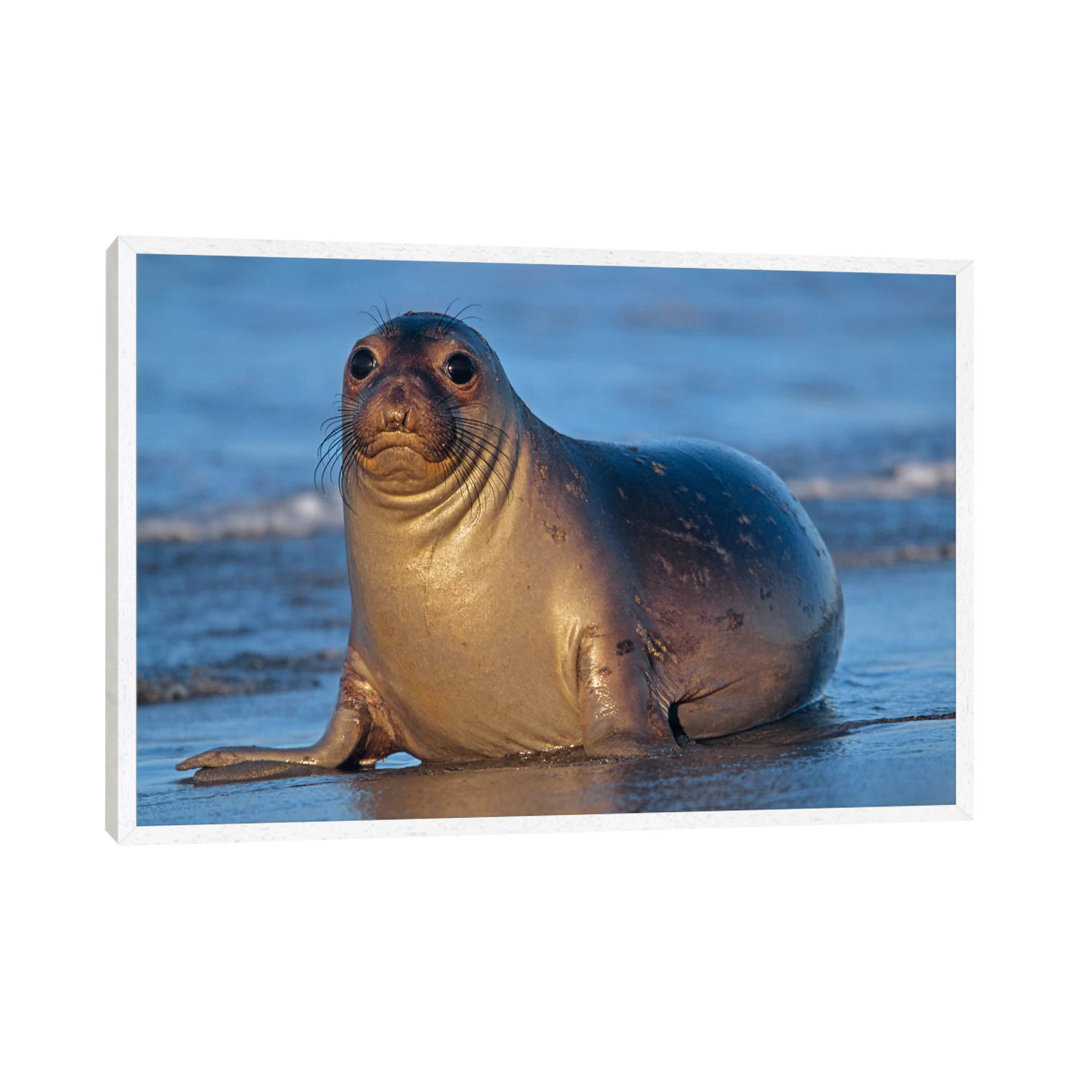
321,311,517,507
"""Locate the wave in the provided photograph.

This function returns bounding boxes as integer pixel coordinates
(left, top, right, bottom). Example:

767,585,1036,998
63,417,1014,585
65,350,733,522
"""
137,490,343,543
787,460,955,501
136,459,956,544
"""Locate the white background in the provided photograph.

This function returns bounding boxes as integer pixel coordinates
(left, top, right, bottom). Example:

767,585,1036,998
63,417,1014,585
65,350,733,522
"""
4,2,1075,1078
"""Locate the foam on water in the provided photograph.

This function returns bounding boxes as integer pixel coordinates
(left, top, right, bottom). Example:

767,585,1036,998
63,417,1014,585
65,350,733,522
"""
136,459,956,544
137,490,343,543
787,460,955,500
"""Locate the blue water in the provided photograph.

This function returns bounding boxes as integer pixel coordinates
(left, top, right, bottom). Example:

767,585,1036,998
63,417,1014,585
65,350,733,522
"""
136,256,954,515
133,253,957,824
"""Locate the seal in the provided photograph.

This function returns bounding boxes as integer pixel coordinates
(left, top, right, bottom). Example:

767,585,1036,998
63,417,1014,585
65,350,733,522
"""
178,312,843,781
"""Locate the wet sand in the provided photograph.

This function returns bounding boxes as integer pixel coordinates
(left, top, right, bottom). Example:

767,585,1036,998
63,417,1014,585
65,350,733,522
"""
139,707,954,826
136,561,956,827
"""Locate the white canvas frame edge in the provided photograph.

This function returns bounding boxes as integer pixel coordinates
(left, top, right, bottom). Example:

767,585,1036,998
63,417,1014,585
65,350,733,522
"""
106,235,972,844
120,234,970,276
954,263,973,819
107,237,138,841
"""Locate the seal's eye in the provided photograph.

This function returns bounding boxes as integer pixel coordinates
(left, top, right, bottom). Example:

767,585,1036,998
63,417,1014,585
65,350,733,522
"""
445,353,476,385
348,347,377,380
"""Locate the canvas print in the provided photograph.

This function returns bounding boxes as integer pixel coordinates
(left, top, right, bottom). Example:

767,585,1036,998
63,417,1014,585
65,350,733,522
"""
129,248,958,829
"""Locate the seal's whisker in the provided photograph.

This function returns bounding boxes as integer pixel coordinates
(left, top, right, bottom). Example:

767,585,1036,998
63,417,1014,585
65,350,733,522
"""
450,420,508,459
421,394,517,507
450,301,481,325
449,454,489,522
338,445,365,513
455,433,510,482
448,430,513,515
315,426,345,457
436,299,462,338
376,298,399,337
315,435,353,495
314,395,363,499
318,421,343,441
452,426,514,493
454,418,510,443
358,308,382,331
316,435,349,470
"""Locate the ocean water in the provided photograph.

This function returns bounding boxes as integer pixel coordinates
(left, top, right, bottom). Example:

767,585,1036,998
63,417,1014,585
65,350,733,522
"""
134,254,956,825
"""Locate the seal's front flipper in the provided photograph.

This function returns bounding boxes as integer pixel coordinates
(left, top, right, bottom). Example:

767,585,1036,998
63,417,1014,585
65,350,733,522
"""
176,745,307,771
187,760,337,786
176,653,397,776
577,625,678,759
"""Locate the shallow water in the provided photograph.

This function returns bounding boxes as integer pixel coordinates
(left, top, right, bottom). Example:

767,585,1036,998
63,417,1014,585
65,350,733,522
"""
134,254,956,826
136,560,955,825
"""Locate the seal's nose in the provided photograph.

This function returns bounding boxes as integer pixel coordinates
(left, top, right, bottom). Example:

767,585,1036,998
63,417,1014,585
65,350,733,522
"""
379,384,412,431
382,404,411,431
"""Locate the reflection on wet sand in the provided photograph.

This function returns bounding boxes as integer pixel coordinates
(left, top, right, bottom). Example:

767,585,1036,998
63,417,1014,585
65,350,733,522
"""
342,705,956,820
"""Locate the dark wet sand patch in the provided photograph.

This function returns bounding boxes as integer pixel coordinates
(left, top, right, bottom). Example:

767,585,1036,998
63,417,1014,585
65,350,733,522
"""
145,707,955,825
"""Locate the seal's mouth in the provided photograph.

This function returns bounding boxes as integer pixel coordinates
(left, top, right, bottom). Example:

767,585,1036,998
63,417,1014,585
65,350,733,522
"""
363,430,428,459
317,386,510,507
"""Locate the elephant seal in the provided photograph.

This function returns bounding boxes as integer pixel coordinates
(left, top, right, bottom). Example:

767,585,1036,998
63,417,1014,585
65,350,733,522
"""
178,312,843,781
